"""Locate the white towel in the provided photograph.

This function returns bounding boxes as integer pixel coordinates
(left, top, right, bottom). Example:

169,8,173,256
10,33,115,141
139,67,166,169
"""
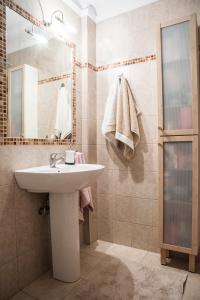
102,76,140,160
55,85,71,139
102,77,120,146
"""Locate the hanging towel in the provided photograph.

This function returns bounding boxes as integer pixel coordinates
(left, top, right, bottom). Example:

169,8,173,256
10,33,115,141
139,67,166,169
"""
102,78,120,146
102,76,140,160
75,152,94,221
55,85,71,139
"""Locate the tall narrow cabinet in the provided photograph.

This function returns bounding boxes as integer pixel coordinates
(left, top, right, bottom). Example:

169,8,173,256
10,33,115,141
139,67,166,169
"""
157,14,199,272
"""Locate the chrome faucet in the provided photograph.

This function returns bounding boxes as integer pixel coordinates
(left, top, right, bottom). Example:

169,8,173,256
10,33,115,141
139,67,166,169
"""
49,153,64,168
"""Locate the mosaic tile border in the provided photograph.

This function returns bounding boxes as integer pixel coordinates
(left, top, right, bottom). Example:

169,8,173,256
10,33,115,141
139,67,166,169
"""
0,0,77,145
38,73,72,85
75,54,156,72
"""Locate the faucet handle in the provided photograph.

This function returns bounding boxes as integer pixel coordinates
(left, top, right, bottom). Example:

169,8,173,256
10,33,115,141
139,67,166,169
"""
50,152,63,159
50,153,57,159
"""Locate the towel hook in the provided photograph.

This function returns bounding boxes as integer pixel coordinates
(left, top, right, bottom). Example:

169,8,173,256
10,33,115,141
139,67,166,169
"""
117,73,124,77
60,82,65,88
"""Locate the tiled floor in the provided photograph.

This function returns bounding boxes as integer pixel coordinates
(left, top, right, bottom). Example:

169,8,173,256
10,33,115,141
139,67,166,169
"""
11,241,200,300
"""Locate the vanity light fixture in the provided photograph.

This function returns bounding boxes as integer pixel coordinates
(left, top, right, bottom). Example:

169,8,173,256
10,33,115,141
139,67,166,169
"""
38,0,77,39
44,10,77,40
25,27,48,44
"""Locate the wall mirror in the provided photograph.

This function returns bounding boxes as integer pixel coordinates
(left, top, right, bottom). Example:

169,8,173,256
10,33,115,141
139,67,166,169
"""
2,4,76,144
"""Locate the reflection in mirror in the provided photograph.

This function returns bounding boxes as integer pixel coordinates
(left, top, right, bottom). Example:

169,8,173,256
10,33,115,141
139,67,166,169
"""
6,7,73,139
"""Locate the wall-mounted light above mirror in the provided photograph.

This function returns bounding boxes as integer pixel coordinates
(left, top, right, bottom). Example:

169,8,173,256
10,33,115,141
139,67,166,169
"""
38,0,77,41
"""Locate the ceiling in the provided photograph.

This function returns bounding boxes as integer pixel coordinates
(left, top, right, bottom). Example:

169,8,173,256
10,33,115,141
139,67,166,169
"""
65,0,160,22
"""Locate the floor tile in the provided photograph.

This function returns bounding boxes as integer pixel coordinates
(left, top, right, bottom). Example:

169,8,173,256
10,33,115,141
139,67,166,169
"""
106,243,147,263
80,240,113,256
9,241,200,300
183,273,200,300
80,253,102,279
10,292,35,300
142,251,189,276
23,271,83,300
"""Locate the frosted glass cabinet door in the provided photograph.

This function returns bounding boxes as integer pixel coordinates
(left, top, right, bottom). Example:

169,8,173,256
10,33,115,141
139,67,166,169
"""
163,141,192,248
162,21,192,131
9,68,23,137
158,14,199,135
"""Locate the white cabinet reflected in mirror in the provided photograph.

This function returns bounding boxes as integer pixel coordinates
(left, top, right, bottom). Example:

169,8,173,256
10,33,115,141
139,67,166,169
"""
6,7,74,140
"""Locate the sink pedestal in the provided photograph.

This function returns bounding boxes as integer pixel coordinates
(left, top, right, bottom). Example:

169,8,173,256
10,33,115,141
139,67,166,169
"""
49,191,80,282
15,163,105,282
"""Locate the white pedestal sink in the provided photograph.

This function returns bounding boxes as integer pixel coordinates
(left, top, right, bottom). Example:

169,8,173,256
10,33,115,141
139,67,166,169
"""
15,164,105,282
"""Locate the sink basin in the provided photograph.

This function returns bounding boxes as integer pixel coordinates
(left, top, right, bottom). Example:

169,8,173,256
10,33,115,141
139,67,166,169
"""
15,164,105,193
15,163,105,283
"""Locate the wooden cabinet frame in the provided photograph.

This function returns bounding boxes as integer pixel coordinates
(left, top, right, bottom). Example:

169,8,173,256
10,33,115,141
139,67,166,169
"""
159,136,199,254
157,14,199,272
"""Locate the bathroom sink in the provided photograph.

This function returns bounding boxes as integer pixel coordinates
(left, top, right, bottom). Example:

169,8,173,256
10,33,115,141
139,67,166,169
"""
15,164,105,193
15,163,105,283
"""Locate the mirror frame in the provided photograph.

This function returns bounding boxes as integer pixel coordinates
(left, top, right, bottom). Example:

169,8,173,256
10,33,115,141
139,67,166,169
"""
0,0,76,145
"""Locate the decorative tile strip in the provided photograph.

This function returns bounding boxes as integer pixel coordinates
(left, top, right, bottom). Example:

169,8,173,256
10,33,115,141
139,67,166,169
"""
0,137,73,145
97,54,156,71
75,61,83,68
38,73,72,85
75,54,156,72
75,61,98,71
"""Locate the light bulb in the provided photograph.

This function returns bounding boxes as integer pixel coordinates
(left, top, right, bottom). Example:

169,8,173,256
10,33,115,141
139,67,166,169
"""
33,33,48,44
25,28,48,44
52,15,77,37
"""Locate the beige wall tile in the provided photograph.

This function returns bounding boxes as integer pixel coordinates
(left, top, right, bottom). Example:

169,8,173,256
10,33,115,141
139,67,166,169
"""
0,259,19,300
89,216,98,243
0,209,17,266
112,170,158,199
113,195,132,223
0,184,15,210
0,172,13,186
132,197,153,226
81,145,97,163
132,224,153,251
152,200,159,227
97,120,106,146
129,143,158,173
97,170,114,194
97,194,113,220
97,144,115,170
18,242,50,290
113,221,132,247
151,226,160,253
97,217,113,242
15,205,49,255
82,118,97,145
